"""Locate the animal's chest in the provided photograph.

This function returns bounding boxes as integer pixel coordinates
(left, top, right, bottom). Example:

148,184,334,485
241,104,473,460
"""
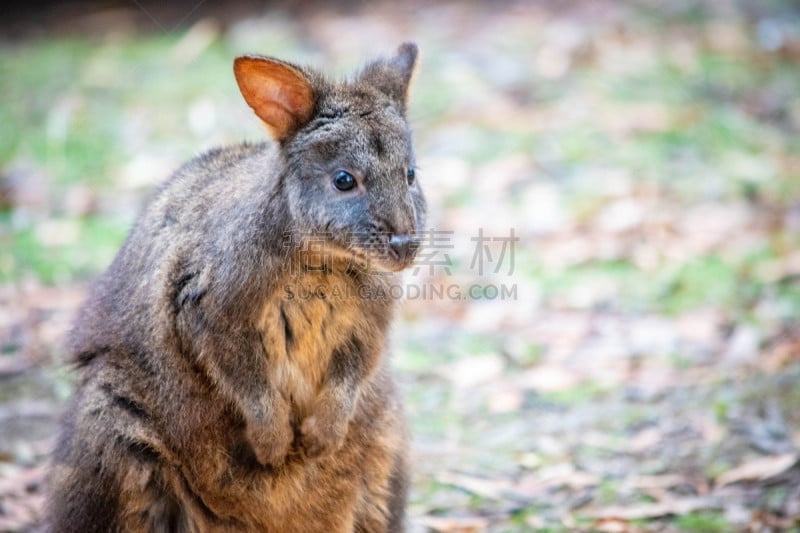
258,273,361,416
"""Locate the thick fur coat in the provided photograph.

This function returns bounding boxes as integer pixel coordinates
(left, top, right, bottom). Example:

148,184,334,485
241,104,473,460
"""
46,43,425,532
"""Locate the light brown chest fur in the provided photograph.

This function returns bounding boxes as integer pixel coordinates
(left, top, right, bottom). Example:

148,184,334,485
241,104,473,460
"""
259,269,362,418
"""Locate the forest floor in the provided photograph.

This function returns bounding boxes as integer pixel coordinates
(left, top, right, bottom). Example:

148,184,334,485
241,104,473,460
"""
2,0,800,531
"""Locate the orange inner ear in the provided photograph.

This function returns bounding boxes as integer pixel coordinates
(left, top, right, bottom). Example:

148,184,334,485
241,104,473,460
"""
234,57,314,141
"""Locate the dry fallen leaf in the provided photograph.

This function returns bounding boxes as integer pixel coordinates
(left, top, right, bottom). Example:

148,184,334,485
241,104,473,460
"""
435,471,531,504
487,387,524,413
0,465,47,498
627,427,663,453
592,517,647,533
621,474,689,491
0,355,33,378
716,453,798,487
0,465,46,531
438,355,505,389
584,497,720,520
518,364,581,392
416,515,489,533
765,339,800,371
516,464,600,494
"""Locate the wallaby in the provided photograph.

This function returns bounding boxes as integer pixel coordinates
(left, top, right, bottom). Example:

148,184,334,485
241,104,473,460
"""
45,42,425,532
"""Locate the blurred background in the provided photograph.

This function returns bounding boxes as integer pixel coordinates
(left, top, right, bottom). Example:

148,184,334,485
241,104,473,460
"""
2,0,800,531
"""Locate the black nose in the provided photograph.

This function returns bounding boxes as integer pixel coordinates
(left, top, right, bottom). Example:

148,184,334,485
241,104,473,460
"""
388,234,420,264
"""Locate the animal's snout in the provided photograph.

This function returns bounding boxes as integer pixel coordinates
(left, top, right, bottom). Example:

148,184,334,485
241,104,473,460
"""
388,233,420,264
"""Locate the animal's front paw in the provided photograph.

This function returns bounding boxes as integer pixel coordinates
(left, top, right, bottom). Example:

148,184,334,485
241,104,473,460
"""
246,397,293,467
299,404,350,459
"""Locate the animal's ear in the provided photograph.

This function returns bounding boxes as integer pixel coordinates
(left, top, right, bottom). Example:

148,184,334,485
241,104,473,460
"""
233,56,315,142
359,42,419,110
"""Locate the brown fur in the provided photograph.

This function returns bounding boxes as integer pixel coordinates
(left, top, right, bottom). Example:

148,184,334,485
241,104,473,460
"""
45,43,425,532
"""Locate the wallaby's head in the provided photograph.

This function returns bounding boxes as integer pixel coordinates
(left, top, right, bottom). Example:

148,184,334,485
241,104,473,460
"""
234,43,426,272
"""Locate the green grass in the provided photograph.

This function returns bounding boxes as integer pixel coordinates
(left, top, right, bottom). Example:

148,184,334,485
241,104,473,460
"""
673,511,730,532
540,382,608,406
523,239,800,318
0,35,247,284
2,215,129,283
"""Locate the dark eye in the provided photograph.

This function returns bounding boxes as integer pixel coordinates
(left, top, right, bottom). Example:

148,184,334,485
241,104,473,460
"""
406,168,416,186
333,170,356,191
